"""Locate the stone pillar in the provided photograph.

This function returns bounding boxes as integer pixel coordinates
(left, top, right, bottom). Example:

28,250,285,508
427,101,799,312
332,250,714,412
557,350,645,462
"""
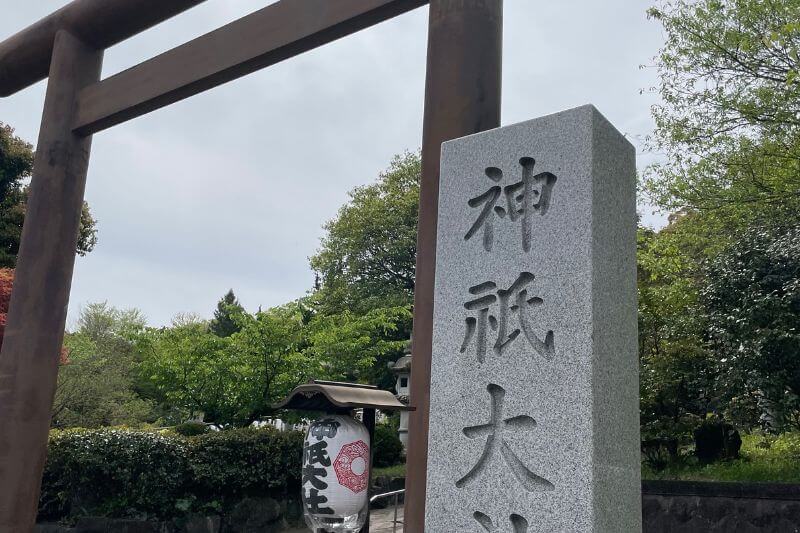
424,105,641,532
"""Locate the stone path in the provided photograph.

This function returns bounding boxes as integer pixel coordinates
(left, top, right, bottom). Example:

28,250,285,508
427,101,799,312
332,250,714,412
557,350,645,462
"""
369,506,404,533
283,507,404,532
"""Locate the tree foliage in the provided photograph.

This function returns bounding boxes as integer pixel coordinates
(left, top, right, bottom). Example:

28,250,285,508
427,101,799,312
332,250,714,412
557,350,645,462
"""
139,301,410,426
141,304,314,426
305,305,411,389
0,124,32,268
645,0,800,219
310,152,420,315
639,0,800,451
637,217,718,441
307,153,419,387
703,223,800,431
138,317,236,425
226,303,314,425
0,123,97,268
209,289,245,337
54,303,154,428
0,267,11,351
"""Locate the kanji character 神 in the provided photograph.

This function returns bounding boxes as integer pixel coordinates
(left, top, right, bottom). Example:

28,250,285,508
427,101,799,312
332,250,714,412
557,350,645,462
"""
309,418,340,441
465,157,557,252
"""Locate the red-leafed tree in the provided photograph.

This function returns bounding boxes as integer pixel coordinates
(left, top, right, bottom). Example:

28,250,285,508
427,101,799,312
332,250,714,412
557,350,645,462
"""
0,268,68,363
0,267,12,351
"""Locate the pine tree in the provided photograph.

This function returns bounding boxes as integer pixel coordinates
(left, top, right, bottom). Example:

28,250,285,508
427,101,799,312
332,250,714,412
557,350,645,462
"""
209,289,244,337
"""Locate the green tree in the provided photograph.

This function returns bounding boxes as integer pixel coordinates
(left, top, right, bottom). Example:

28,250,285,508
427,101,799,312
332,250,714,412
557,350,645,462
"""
0,268,12,351
209,289,245,337
310,152,420,315
637,217,719,444
0,123,97,267
642,0,800,442
226,303,315,425
138,317,235,425
307,153,419,387
646,0,800,224
305,305,411,389
703,223,800,432
141,304,316,426
54,303,153,428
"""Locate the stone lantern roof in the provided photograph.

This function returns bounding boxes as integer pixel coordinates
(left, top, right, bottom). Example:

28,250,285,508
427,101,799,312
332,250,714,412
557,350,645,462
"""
387,340,413,374
388,340,412,405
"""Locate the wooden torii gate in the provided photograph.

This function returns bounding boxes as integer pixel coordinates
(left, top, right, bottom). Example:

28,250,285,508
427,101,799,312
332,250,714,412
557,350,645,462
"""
0,1,502,530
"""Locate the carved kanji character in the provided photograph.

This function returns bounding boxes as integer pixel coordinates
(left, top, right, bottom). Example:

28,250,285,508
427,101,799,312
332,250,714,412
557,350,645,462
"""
457,384,553,492
461,272,555,363
474,511,529,533
465,158,557,252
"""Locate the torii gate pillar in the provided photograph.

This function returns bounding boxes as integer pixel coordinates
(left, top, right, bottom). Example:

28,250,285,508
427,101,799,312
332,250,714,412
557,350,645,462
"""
405,1,503,530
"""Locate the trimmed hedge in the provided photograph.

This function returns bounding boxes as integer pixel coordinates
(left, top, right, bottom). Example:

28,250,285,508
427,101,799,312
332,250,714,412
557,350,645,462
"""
40,429,190,521
173,422,211,437
40,424,404,523
39,427,303,522
189,428,303,502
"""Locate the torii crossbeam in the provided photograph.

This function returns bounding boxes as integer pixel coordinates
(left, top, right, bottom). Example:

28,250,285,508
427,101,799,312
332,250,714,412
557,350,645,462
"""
0,1,502,530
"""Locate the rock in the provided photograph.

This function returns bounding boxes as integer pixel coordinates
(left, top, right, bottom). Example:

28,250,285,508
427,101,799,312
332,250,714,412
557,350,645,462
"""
182,515,221,533
227,497,283,533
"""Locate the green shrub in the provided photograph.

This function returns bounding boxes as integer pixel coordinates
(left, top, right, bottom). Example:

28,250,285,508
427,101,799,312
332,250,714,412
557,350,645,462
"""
642,432,800,483
40,429,190,521
173,421,211,437
693,416,742,464
764,431,800,460
641,437,679,471
373,423,404,468
373,463,406,479
188,427,303,502
39,427,304,523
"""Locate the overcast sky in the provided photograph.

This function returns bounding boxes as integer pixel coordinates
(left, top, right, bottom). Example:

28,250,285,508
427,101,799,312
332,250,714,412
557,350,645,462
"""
0,0,666,327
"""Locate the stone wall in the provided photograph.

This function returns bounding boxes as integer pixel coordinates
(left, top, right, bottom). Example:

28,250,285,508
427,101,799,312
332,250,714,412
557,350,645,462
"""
643,480,800,532
35,496,304,533
36,480,800,532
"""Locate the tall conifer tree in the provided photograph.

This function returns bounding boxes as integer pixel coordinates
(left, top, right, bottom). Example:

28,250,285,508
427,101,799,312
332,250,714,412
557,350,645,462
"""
209,289,244,337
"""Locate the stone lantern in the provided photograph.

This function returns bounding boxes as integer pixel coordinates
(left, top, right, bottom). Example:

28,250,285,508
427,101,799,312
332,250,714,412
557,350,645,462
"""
387,341,412,450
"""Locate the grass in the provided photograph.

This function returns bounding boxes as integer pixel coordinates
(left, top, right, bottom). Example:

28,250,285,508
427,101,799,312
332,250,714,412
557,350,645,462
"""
371,433,800,484
373,463,406,479
642,432,800,483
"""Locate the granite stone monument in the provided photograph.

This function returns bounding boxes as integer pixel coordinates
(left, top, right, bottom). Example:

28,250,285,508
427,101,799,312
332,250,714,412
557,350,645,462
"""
425,105,641,532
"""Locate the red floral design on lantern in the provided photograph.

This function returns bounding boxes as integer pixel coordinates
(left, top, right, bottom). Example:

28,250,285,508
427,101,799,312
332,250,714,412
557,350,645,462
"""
333,440,370,494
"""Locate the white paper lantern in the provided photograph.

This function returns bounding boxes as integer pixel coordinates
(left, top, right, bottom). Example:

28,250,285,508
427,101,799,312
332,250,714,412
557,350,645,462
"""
302,414,370,532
